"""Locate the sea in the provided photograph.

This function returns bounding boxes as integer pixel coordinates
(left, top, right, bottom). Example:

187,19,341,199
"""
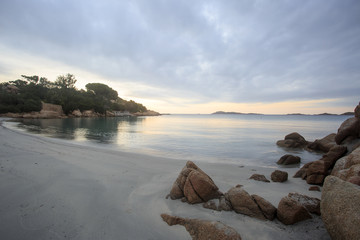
6,114,351,167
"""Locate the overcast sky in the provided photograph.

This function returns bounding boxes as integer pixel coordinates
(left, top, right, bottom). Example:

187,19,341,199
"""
0,0,359,114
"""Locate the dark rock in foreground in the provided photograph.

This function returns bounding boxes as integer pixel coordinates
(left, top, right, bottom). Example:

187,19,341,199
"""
321,176,360,240
161,213,242,240
277,196,312,225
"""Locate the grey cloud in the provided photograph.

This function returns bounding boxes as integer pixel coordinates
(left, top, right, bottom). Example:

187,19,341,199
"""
0,0,359,104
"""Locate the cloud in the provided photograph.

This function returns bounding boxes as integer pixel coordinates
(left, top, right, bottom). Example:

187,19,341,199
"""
0,0,359,110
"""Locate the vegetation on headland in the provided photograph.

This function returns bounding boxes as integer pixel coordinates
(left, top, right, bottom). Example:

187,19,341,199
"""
0,74,157,116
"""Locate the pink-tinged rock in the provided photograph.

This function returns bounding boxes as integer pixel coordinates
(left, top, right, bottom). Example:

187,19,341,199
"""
321,176,360,240
225,186,266,220
277,154,301,165
277,196,312,225
335,117,360,144
307,133,336,152
161,214,242,240
276,132,308,148
249,174,270,182
288,192,320,215
309,186,321,191
251,194,277,220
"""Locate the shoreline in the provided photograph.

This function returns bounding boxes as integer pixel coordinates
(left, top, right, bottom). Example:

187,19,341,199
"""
0,119,330,239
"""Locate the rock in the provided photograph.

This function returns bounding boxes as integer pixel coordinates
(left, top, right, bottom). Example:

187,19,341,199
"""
335,117,360,144
161,214,242,240
251,194,277,220
225,186,266,220
169,161,221,204
306,174,325,185
288,192,320,215
277,196,312,225
309,186,321,191
218,196,232,211
321,176,360,240
249,174,270,183
184,170,221,204
276,132,308,148
271,170,288,182
332,146,360,182
307,133,337,152
354,102,360,118
72,109,82,117
277,154,301,165
293,162,313,179
203,200,218,211
320,145,347,169
348,176,360,186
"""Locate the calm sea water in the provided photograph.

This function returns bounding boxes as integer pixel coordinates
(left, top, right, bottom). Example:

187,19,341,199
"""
10,114,351,167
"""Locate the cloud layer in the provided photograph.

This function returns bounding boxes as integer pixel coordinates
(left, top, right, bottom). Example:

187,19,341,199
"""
0,0,359,111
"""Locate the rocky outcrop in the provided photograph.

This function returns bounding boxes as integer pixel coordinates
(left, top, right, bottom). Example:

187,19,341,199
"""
276,132,308,148
271,170,288,182
225,186,266,220
277,154,300,165
321,176,360,240
288,192,320,215
202,196,232,211
277,194,312,225
169,161,221,204
307,133,336,152
249,174,270,182
161,214,242,240
331,145,360,183
133,110,161,116
251,194,277,220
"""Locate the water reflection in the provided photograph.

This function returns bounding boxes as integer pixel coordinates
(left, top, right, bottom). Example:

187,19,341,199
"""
18,117,145,143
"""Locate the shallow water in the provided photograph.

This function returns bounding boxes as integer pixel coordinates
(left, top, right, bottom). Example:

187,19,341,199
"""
10,114,351,167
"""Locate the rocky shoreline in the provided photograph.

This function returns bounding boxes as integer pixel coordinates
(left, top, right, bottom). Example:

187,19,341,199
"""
161,102,360,240
0,102,161,119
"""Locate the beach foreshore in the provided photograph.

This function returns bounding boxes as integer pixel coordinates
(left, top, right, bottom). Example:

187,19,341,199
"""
0,119,330,240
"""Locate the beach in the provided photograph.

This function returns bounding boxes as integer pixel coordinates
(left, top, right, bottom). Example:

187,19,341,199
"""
0,119,330,240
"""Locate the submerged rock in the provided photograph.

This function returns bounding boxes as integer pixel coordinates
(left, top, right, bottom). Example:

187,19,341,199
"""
277,154,301,165
161,213,242,240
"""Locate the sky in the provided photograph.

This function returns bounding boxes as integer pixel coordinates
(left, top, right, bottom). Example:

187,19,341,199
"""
0,0,359,114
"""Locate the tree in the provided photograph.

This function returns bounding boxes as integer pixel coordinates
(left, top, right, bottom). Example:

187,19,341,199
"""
85,83,118,100
55,73,77,89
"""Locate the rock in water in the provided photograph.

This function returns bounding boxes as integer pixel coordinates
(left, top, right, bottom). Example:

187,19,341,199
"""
307,133,337,152
277,154,301,165
321,176,360,240
169,161,221,203
271,170,288,182
276,132,308,148
335,117,360,144
161,214,242,240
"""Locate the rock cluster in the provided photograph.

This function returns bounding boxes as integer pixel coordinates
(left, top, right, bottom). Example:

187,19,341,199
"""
321,176,360,240
169,161,222,204
161,214,242,240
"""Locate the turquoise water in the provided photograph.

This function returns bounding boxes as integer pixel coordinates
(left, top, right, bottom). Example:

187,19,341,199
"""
13,114,351,167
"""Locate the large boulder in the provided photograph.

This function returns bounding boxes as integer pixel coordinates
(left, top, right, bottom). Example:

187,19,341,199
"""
271,170,288,182
307,133,337,152
225,186,266,220
321,176,360,240
277,132,308,148
277,154,301,165
288,192,320,215
169,161,221,204
277,196,312,225
320,145,347,169
305,160,327,185
161,214,242,240
332,146,360,182
335,117,360,145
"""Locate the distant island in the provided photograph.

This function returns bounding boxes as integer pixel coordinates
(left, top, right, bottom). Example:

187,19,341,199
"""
212,111,263,115
213,111,354,116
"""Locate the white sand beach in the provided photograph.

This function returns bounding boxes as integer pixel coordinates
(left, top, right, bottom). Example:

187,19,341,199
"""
0,119,330,240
